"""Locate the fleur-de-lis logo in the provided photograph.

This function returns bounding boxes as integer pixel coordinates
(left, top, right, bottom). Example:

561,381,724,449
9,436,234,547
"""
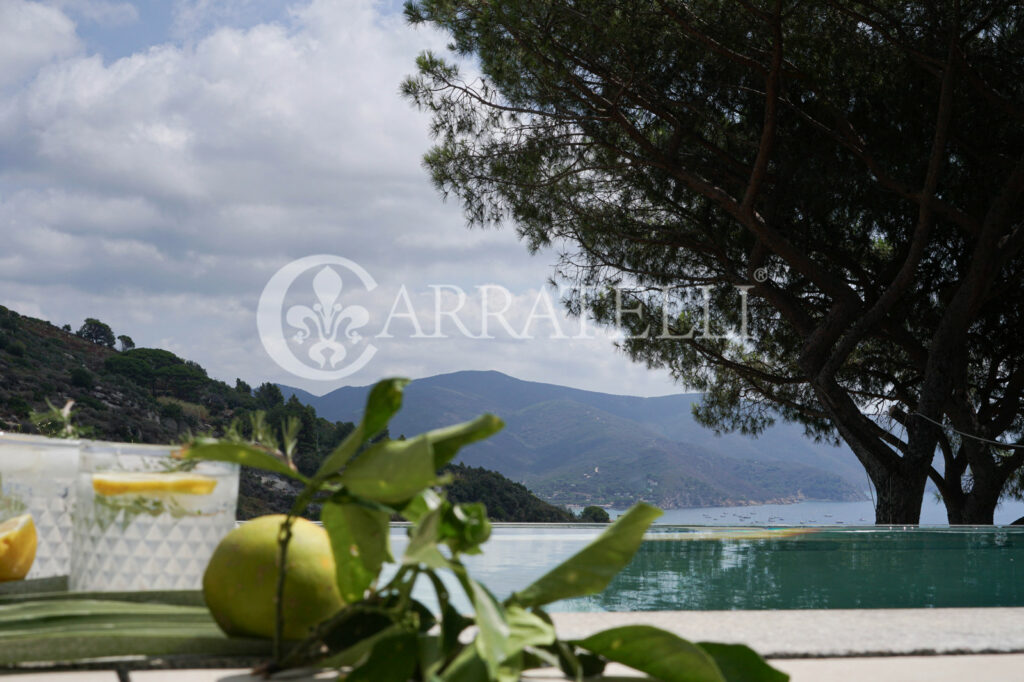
285,266,369,368
257,255,378,381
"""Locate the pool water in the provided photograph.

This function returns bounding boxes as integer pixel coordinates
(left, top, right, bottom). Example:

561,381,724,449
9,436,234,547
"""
391,525,1024,612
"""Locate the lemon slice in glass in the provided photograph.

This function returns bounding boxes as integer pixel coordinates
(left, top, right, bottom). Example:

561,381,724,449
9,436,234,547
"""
0,513,37,581
92,472,218,496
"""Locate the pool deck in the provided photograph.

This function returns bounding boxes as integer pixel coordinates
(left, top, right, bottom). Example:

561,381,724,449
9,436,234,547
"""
3,607,1022,681
551,607,1024,657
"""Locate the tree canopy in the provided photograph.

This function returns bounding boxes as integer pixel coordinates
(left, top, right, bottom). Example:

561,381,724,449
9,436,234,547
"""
404,0,1024,523
579,505,612,523
254,382,285,410
76,318,115,348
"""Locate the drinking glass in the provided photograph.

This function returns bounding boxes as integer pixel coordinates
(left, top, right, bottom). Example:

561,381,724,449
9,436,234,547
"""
0,433,80,579
70,441,238,591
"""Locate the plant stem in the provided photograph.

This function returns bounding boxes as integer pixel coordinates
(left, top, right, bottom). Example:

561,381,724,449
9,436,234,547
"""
274,514,295,661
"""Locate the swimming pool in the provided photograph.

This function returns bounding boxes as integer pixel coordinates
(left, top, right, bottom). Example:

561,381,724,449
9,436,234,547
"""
392,525,1024,612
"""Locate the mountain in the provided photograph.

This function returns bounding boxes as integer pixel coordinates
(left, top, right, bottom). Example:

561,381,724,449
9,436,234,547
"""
283,370,867,508
0,306,570,522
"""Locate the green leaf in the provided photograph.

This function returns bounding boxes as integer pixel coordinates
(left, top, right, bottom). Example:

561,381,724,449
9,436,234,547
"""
421,569,470,662
312,423,365,481
0,588,203,606
185,441,307,483
362,377,410,438
519,645,561,672
441,643,489,682
0,599,270,665
401,488,443,523
403,505,450,569
340,435,438,504
697,642,790,682
317,616,401,669
440,601,471,660
346,630,419,682
578,625,725,682
468,576,509,678
547,640,606,680
498,651,525,682
321,500,392,602
428,414,504,469
505,605,555,651
512,503,662,607
417,633,443,679
314,377,410,480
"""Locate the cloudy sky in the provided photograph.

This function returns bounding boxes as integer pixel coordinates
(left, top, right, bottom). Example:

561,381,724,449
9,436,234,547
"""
0,0,680,397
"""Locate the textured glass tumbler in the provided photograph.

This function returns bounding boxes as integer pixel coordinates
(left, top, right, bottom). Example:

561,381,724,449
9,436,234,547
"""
0,433,80,579
69,442,238,591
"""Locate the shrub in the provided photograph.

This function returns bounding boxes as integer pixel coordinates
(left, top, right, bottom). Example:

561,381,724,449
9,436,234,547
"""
70,367,94,390
105,349,210,399
159,400,185,422
6,397,30,419
157,397,208,426
104,353,154,386
76,394,106,411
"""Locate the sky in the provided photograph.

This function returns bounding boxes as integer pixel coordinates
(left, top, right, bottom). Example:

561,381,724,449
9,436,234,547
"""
0,0,681,397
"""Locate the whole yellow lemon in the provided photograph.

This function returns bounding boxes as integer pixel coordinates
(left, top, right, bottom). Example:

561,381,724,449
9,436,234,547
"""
202,514,343,640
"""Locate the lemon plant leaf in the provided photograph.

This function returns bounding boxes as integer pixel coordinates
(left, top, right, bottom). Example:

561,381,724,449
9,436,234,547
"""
400,488,443,524
467,576,509,679
346,630,419,682
403,505,450,569
427,414,505,469
185,441,308,483
339,435,437,504
441,642,489,682
577,625,725,682
697,642,790,682
314,377,410,481
360,377,410,439
511,503,662,607
505,604,555,651
321,500,391,603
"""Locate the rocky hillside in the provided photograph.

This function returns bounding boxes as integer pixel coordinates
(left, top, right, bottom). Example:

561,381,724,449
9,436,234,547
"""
0,306,569,522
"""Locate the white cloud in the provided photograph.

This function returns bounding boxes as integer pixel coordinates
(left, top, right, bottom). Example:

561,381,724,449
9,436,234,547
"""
0,0,683,398
0,1,80,89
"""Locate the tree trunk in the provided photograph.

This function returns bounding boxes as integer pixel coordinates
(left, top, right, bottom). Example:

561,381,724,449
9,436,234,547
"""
942,443,1009,524
871,468,929,524
944,479,1002,524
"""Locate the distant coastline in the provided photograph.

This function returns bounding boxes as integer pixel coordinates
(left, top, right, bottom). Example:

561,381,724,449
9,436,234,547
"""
611,498,1024,526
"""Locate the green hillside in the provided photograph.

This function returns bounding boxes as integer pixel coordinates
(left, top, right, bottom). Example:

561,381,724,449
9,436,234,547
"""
0,306,567,522
443,463,574,522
